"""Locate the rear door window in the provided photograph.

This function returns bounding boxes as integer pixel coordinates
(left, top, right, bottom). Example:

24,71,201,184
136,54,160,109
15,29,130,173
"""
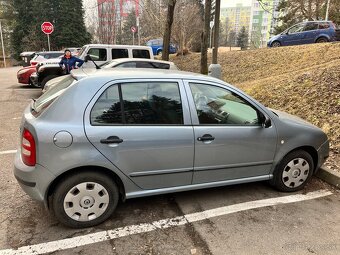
132,49,151,59
319,22,330,29
112,49,129,59
87,48,107,61
303,23,318,31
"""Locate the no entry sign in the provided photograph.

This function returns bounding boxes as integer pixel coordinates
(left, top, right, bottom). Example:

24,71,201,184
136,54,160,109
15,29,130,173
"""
131,26,137,33
41,22,54,35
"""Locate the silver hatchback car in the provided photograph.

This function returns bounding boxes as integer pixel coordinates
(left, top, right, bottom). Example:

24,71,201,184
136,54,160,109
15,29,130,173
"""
14,69,329,228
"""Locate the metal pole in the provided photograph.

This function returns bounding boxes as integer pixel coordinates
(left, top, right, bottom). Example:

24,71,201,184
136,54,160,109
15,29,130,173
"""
325,0,331,21
132,32,135,45
137,17,140,45
0,20,6,68
212,0,221,64
47,34,51,51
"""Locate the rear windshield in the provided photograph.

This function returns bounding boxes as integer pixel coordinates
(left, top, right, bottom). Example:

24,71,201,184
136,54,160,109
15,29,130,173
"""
32,75,76,114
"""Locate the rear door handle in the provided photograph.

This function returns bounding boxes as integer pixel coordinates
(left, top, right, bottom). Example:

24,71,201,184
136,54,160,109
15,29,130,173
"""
197,134,215,142
100,136,123,144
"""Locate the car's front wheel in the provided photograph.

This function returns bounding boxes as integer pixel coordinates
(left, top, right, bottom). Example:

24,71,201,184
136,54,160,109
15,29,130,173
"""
271,41,281,47
271,150,314,192
52,171,119,228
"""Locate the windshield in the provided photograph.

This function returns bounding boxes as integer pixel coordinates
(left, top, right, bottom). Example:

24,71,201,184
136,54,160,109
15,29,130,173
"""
32,75,76,114
78,46,87,58
98,61,114,68
101,60,119,68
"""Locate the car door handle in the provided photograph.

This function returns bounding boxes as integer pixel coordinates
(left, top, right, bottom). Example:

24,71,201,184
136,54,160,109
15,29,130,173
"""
197,134,215,142
100,136,123,144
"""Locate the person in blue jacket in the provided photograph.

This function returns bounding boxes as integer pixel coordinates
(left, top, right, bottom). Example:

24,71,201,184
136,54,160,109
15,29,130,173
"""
59,49,84,74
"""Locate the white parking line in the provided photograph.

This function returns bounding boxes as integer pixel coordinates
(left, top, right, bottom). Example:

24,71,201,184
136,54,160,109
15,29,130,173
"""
0,150,17,155
0,189,332,255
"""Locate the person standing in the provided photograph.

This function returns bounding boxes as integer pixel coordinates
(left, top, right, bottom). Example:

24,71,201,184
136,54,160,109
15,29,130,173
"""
59,49,84,74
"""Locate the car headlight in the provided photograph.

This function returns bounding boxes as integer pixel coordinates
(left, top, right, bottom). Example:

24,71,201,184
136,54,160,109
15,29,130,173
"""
17,69,28,75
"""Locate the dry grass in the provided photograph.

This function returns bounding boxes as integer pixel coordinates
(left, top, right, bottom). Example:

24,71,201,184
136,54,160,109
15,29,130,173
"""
172,42,340,156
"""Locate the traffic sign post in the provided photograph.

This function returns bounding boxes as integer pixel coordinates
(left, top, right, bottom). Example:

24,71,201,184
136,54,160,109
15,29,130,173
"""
131,26,137,45
41,22,54,51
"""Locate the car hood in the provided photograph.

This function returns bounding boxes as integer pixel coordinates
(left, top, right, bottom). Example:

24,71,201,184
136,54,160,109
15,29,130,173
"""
269,108,318,128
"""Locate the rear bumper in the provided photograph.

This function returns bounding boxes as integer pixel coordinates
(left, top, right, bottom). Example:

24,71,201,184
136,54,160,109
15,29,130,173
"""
17,74,30,84
14,150,56,204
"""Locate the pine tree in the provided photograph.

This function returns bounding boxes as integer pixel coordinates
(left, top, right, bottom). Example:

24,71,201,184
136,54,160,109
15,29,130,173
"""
237,26,248,50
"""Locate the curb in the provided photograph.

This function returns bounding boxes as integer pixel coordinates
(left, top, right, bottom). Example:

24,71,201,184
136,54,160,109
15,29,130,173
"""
316,166,340,189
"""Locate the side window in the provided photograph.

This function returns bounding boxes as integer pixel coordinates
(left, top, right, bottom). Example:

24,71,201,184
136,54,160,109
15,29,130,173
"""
121,82,183,124
190,83,261,125
318,22,330,29
132,49,151,59
87,48,107,61
116,62,137,68
136,62,155,68
288,23,305,34
303,23,318,31
112,49,128,59
91,85,122,125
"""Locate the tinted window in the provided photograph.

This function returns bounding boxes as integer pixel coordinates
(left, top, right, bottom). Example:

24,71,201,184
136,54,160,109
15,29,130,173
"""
116,62,137,68
136,62,170,69
122,82,183,124
112,49,128,59
87,48,107,61
319,22,330,29
132,49,151,59
190,83,260,125
91,85,122,125
304,23,318,31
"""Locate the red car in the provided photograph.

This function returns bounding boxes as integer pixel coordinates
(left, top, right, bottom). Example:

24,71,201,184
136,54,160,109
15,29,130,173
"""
17,65,36,86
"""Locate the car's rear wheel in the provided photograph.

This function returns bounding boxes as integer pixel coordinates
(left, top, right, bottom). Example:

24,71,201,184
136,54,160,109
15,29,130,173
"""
52,171,119,228
316,37,328,43
271,150,314,192
271,41,281,47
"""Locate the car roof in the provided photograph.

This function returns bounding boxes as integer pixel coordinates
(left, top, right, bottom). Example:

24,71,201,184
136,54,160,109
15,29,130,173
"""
73,68,223,84
37,51,63,54
107,58,174,64
83,44,152,49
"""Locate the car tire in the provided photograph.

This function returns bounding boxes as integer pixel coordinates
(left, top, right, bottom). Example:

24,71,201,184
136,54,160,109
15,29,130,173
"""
51,171,119,228
271,150,314,192
41,75,59,89
316,37,328,43
271,41,281,47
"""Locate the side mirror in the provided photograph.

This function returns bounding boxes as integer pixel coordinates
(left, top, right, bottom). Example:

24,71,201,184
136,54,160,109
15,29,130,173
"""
263,117,272,128
84,54,90,62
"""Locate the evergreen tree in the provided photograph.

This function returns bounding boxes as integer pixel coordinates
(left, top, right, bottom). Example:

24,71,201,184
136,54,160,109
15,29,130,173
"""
10,0,91,58
237,26,248,50
121,9,137,45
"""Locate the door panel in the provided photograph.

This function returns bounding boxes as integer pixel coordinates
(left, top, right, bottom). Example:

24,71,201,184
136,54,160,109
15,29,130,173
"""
84,80,194,190
185,81,277,184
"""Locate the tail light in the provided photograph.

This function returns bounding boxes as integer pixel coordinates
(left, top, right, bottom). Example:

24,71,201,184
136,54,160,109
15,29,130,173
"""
31,61,38,66
21,129,36,166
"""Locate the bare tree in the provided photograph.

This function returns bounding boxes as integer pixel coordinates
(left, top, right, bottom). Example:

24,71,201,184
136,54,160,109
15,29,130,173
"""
200,0,211,74
162,0,176,61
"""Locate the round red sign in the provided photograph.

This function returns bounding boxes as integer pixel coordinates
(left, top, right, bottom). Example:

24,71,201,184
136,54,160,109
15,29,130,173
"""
130,26,137,33
41,22,54,35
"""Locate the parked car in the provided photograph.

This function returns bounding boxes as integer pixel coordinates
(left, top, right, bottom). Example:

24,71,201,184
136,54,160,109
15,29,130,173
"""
30,51,63,66
268,21,338,47
34,44,155,88
146,39,177,55
19,52,36,67
14,69,329,228
17,65,37,86
42,58,178,93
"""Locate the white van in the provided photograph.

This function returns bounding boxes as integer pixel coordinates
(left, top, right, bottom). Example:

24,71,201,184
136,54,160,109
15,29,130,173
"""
78,44,154,68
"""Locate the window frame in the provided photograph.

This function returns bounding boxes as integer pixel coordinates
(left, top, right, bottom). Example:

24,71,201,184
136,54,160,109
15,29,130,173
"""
87,47,108,61
183,80,268,127
88,79,191,126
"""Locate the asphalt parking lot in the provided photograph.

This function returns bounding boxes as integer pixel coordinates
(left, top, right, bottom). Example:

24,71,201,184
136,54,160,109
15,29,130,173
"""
0,67,339,255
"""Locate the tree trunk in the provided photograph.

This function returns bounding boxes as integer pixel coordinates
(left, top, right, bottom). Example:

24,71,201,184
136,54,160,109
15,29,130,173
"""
200,0,211,74
162,0,176,61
